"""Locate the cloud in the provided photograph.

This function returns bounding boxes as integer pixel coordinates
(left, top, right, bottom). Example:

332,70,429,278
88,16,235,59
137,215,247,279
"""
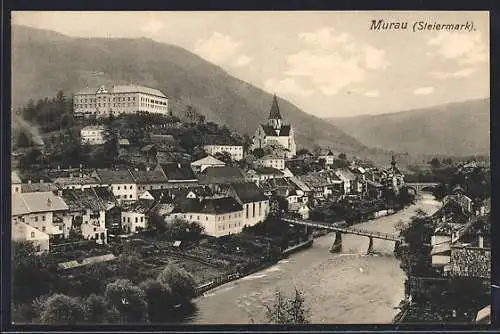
272,27,388,97
233,55,253,67
427,31,488,65
430,68,477,79
364,90,380,97
265,78,314,98
195,32,242,65
141,19,164,35
413,86,434,95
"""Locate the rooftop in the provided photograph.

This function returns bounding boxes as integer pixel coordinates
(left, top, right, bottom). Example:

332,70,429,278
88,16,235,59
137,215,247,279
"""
95,169,135,184
191,155,226,167
157,163,197,181
230,182,268,203
179,197,243,215
200,166,245,184
130,169,168,184
12,191,68,216
261,124,291,137
75,85,167,98
60,188,106,212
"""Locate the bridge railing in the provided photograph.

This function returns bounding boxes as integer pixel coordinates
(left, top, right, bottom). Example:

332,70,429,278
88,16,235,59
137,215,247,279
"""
283,218,402,241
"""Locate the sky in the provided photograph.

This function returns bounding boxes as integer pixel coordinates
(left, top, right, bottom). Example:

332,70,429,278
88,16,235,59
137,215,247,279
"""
12,11,490,118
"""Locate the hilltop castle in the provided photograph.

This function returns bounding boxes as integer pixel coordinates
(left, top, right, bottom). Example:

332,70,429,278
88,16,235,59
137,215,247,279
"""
251,94,296,158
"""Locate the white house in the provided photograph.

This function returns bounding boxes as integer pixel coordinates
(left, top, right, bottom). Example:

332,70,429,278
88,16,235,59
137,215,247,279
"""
12,220,50,253
121,200,154,233
12,170,22,194
60,188,108,244
226,182,269,227
94,169,137,203
11,191,71,242
74,85,169,118
259,154,285,171
80,125,106,145
335,169,356,195
169,197,244,238
203,144,244,162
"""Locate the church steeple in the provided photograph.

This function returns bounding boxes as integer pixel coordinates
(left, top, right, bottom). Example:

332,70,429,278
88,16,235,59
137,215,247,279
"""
268,93,282,130
391,155,397,167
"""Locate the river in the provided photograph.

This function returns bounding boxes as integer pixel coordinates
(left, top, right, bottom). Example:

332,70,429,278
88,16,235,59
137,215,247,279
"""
189,195,442,324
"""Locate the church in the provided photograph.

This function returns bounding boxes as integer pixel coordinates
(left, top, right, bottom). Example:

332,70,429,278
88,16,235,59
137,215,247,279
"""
251,94,296,158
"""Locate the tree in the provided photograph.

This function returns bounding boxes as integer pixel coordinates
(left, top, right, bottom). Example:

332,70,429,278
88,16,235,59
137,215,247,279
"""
429,157,441,169
265,288,309,324
104,279,148,323
157,264,197,305
117,255,143,283
139,279,173,322
16,131,33,148
213,151,233,165
84,294,108,323
12,241,55,304
338,152,347,160
296,148,311,156
252,148,265,159
39,294,86,325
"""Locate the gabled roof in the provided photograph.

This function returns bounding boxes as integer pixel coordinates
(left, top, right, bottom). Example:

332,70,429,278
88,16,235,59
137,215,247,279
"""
179,197,243,215
12,192,68,215
335,169,356,181
60,188,106,212
122,199,156,214
158,163,197,181
230,182,268,203
249,167,284,176
95,169,135,184
21,182,58,193
53,176,100,186
268,94,282,120
191,155,226,167
200,166,245,184
93,186,117,205
130,169,168,184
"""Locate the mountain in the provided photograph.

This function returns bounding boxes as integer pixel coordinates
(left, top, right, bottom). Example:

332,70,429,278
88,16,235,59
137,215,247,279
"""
12,25,370,156
327,99,490,157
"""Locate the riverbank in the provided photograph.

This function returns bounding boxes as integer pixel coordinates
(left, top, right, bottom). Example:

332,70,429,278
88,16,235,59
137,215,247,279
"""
191,196,442,324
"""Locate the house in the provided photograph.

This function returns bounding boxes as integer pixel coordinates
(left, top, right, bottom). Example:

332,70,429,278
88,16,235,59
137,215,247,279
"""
140,144,158,164
52,175,100,190
94,169,137,203
258,154,286,171
73,84,169,118
260,177,307,204
80,125,106,145
288,202,310,220
121,200,155,233
246,167,284,184
12,220,50,253
335,169,356,195
202,135,244,161
381,156,405,193
11,191,71,243
199,166,246,185
366,179,384,199
443,192,473,215
20,180,59,193
60,188,108,244
191,155,226,173
155,163,198,186
169,197,244,237
226,182,269,227
298,172,343,199
130,168,169,197
251,94,296,158
12,170,22,194
319,149,338,166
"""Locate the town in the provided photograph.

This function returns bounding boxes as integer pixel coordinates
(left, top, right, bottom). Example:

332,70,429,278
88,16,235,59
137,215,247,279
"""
11,84,491,325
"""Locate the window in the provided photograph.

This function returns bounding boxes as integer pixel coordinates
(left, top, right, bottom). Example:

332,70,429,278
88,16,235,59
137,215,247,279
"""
130,185,133,189
95,233,99,239
94,227,97,232
140,217,143,222
246,204,249,219
36,245,41,252
59,225,63,231
129,195,132,199
127,217,130,223
197,216,199,220
31,231,35,238
34,216,38,222
205,216,208,220
253,203,256,218
42,226,46,232
135,217,138,223
42,215,46,221
123,217,126,222
117,186,121,190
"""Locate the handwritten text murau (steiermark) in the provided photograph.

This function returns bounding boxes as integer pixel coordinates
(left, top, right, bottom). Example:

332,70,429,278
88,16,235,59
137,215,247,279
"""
370,19,475,32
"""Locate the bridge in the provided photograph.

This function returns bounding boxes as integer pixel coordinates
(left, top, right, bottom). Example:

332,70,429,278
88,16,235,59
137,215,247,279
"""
405,182,440,194
283,217,403,254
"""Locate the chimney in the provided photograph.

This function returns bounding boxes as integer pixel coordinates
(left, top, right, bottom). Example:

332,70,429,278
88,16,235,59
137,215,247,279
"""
479,235,484,248
28,180,32,184
40,179,44,184
178,163,181,169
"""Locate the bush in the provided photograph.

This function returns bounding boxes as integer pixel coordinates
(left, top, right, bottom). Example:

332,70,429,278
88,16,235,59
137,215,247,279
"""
39,294,86,325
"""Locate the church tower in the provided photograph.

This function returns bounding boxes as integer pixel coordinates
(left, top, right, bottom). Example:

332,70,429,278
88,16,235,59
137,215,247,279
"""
267,94,283,133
